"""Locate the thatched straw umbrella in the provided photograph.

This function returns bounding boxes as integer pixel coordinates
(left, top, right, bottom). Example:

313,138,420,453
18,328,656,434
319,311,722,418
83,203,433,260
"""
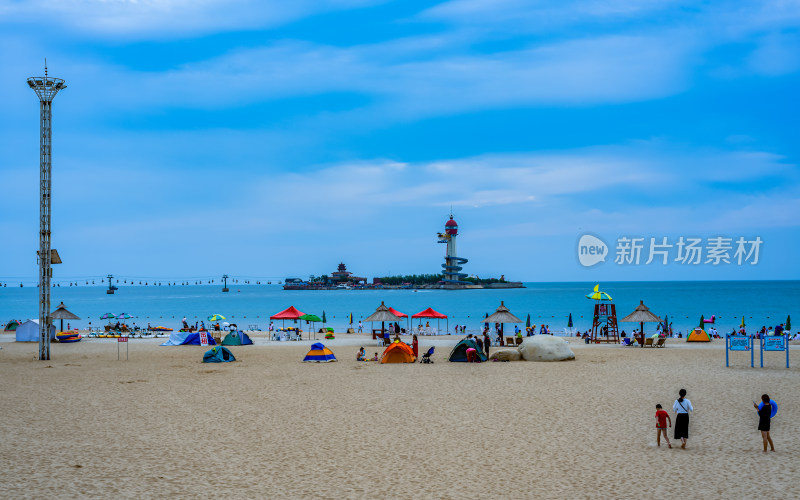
365,301,402,338
620,300,662,347
51,302,80,332
485,301,522,346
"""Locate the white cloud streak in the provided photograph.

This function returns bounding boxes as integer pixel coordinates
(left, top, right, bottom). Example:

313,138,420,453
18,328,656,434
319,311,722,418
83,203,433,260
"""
0,0,384,39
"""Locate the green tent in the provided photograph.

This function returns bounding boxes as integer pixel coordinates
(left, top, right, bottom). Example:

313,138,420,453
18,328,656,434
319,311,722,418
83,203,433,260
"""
4,320,20,331
448,338,487,362
203,346,236,363
221,331,253,346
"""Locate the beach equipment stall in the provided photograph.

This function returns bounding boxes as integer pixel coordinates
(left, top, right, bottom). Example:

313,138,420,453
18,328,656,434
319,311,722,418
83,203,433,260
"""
303,343,337,362
485,301,522,346
270,306,306,338
620,300,663,347
51,302,80,333
586,284,618,344
411,307,448,335
365,302,402,339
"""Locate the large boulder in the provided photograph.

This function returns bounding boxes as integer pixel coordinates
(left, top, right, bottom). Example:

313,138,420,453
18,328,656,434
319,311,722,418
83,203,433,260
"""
518,335,575,362
489,349,521,361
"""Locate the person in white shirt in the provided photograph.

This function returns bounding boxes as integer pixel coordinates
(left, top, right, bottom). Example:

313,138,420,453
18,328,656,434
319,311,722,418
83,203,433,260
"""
672,388,694,449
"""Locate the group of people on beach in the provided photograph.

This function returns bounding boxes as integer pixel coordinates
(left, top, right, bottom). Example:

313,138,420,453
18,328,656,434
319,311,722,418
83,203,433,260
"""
655,389,776,453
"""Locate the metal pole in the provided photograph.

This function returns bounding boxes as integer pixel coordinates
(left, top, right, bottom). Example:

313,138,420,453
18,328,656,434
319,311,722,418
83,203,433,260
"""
27,64,66,361
725,335,729,367
786,334,789,369
750,336,754,368
760,336,763,368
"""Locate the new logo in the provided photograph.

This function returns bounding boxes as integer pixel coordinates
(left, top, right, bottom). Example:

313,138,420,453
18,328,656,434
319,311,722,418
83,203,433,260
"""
578,234,608,267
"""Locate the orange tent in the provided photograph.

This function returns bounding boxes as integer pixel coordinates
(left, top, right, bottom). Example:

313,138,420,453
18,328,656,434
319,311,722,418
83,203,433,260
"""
687,328,711,342
381,341,416,363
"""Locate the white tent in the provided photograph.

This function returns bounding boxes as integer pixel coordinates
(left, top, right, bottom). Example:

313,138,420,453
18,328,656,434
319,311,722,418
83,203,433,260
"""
16,319,55,342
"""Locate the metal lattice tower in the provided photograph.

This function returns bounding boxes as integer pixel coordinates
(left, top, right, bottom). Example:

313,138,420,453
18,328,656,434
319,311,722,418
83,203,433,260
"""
27,63,66,360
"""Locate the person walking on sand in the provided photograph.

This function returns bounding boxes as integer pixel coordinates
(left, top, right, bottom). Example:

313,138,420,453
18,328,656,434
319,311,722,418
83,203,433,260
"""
655,404,672,448
357,320,363,333
673,388,693,449
754,394,776,453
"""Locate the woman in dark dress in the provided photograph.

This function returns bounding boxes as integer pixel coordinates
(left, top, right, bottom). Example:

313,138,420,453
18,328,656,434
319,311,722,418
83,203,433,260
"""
754,394,775,453
672,388,693,449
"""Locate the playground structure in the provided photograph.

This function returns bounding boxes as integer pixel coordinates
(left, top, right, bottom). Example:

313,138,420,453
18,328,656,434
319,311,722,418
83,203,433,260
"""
437,215,468,285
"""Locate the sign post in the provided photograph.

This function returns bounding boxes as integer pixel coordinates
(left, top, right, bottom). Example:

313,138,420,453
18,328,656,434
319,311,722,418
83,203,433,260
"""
199,330,209,346
725,334,753,367
117,335,128,360
760,334,789,369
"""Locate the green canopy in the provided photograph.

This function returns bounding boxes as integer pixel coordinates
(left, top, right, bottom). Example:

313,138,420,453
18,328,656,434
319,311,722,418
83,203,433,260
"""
299,314,322,322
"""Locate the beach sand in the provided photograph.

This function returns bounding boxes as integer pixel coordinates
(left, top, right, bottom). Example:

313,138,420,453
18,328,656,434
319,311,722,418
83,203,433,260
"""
1,336,798,499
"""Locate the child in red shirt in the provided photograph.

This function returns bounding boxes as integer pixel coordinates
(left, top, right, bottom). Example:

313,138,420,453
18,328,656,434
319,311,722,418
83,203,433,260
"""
655,404,672,448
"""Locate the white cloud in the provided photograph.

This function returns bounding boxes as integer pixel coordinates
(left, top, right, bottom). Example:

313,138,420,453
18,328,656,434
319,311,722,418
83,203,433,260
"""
0,0,383,39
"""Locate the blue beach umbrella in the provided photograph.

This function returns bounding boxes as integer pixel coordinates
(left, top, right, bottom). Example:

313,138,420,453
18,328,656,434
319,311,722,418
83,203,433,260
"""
568,313,573,328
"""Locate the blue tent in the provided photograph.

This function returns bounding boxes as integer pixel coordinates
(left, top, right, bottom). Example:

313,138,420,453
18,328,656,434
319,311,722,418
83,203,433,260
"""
15,319,55,342
303,342,337,362
222,331,253,346
448,338,487,362
160,331,217,346
203,346,235,363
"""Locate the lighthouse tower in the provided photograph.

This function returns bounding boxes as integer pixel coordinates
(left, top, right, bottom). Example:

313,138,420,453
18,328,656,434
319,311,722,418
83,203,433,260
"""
438,215,468,283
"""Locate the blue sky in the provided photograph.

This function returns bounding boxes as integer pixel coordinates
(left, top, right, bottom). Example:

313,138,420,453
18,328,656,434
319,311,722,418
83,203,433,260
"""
1,0,798,283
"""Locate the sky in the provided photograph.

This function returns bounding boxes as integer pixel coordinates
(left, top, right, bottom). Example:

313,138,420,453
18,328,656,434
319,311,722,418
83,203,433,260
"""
1,0,799,283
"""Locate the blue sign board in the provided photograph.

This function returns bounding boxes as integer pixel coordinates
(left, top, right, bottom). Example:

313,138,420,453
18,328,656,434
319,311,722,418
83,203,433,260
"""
763,336,786,352
729,336,750,351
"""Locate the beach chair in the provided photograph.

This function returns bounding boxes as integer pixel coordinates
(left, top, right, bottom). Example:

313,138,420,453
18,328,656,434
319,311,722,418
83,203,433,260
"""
644,337,654,347
515,337,523,346
505,337,515,346
655,338,666,348
420,346,435,363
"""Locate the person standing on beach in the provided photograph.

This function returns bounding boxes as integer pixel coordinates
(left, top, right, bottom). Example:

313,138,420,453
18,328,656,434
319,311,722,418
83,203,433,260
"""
483,331,491,358
358,320,363,333
655,404,672,448
412,334,419,358
754,394,775,453
673,389,693,449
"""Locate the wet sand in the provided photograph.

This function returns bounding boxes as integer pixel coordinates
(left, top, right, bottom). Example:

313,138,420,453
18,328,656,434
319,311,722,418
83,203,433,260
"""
1,336,798,499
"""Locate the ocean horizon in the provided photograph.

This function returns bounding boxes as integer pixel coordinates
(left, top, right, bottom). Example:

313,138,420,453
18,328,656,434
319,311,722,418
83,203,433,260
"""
2,280,796,335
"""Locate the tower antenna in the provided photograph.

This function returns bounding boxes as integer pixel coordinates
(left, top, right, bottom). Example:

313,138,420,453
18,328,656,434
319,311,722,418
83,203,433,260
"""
27,64,66,360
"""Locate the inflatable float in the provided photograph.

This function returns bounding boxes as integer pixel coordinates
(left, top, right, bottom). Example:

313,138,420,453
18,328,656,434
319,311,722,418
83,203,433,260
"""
758,400,778,418
152,326,173,332
703,315,716,324
56,331,82,343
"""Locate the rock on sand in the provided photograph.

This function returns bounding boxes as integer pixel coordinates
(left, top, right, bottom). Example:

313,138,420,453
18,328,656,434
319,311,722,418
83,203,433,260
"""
489,349,521,361
518,335,575,361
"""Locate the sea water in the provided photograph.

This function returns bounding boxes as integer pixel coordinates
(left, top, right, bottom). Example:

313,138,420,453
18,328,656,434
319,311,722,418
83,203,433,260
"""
1,281,797,335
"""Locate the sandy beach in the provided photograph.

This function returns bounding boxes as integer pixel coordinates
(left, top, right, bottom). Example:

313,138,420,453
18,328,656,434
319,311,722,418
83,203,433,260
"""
1,335,798,499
